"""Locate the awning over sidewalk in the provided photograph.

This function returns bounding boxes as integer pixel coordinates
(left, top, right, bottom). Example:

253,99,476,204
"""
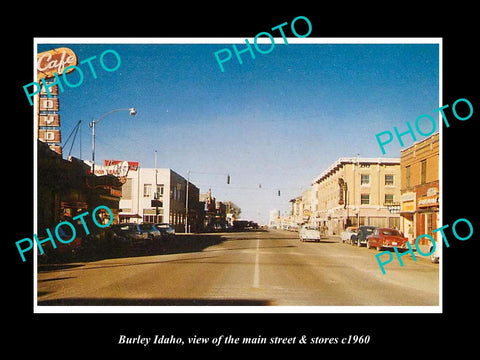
119,213,142,218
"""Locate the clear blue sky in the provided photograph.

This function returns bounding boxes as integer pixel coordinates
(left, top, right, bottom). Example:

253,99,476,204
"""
37,40,440,224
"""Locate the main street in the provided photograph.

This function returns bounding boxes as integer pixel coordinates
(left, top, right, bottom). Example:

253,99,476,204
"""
37,229,439,308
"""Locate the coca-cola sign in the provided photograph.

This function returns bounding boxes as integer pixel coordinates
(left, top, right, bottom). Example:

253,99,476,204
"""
37,47,77,80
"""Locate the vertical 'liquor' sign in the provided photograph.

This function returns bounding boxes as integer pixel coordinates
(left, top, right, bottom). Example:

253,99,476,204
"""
37,47,77,155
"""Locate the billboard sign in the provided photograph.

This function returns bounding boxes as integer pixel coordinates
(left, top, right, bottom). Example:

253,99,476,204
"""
38,129,61,143
40,83,59,96
104,160,140,171
39,98,59,111
39,114,60,127
36,48,77,157
93,161,130,177
37,47,77,80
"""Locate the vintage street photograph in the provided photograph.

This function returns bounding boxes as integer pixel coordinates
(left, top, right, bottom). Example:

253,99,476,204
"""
33,38,441,312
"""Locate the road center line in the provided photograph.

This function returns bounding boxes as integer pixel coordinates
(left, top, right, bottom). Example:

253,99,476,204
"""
253,237,260,288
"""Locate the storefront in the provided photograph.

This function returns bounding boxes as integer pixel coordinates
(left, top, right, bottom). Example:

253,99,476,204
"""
399,133,440,250
400,192,416,243
415,183,440,246
37,140,123,235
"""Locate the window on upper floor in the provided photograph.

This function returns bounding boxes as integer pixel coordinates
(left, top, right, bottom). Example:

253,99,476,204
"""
385,174,394,186
143,184,152,198
385,194,394,204
406,166,411,188
421,160,427,184
361,174,370,185
361,193,370,204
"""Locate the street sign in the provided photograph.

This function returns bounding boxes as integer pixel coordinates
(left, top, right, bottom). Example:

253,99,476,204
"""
151,200,163,208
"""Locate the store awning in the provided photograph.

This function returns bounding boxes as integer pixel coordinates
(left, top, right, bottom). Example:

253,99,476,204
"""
398,211,415,216
119,213,142,218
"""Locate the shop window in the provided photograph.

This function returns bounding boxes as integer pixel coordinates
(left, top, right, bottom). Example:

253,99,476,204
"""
370,217,387,228
389,217,400,229
143,215,163,223
426,213,434,235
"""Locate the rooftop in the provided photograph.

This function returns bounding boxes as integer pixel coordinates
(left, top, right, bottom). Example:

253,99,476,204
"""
311,157,400,185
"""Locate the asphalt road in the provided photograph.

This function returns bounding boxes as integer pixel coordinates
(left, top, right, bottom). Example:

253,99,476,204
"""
37,229,439,308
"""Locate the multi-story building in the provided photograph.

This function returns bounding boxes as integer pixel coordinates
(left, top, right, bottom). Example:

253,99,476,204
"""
269,209,280,229
289,189,314,227
399,133,439,248
289,196,302,226
118,167,201,233
311,157,401,235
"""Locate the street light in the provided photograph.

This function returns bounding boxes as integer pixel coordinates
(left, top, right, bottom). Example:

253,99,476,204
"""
89,107,137,174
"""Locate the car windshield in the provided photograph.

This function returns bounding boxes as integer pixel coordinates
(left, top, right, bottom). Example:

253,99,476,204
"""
382,229,401,236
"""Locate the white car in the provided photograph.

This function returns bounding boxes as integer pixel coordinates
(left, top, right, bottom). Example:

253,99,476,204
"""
299,225,321,242
340,226,358,243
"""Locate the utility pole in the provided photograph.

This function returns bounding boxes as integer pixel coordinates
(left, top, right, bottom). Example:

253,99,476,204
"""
185,170,190,233
89,107,137,174
155,150,159,222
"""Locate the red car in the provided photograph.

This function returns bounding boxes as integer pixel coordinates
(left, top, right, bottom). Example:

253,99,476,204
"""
366,228,408,251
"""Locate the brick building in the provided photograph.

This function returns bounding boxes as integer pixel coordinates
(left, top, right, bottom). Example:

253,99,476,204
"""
399,133,440,248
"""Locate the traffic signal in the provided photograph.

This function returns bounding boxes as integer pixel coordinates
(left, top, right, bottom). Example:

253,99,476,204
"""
227,174,230,184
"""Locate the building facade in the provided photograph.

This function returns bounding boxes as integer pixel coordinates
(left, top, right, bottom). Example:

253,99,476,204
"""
119,167,201,233
288,189,314,228
268,209,280,228
38,140,124,235
399,133,439,247
311,157,401,235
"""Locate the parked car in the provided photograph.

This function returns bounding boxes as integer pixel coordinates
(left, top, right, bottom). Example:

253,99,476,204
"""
110,223,149,247
139,223,162,241
341,226,358,243
351,226,377,247
154,223,175,238
38,215,99,261
37,223,84,262
299,224,322,242
213,223,224,231
366,228,408,251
